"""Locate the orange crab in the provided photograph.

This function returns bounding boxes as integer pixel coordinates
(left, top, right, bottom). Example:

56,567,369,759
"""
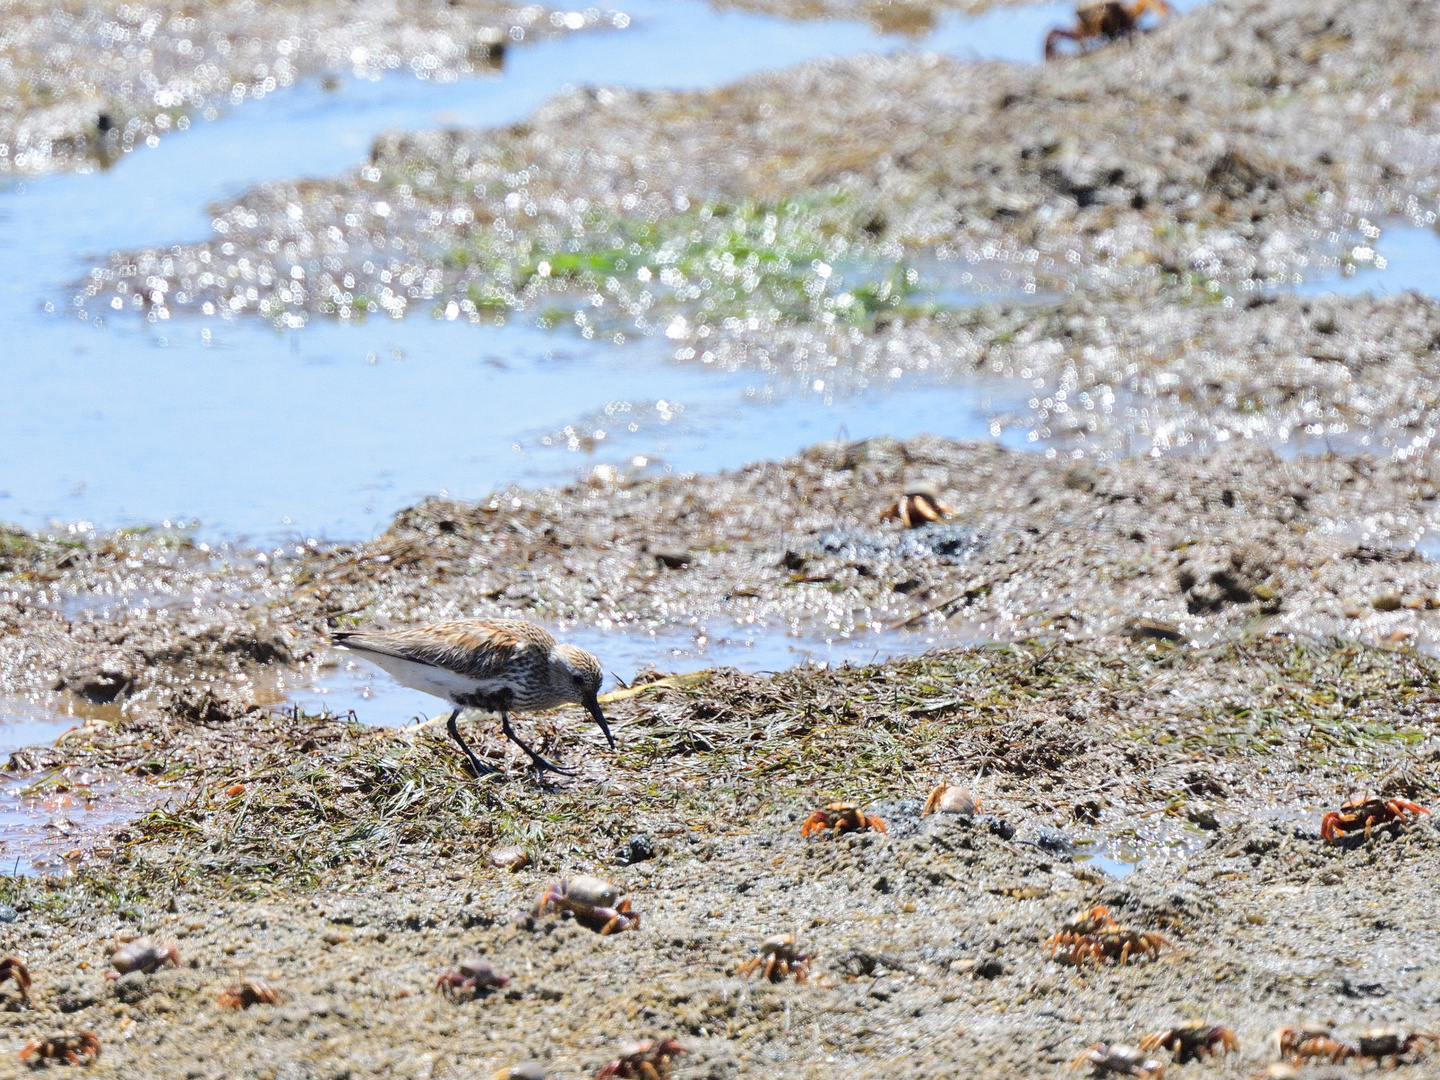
1045,0,1174,59
883,482,952,529
1139,1023,1238,1063
1274,1024,1352,1064
217,977,282,1010
0,956,30,999
922,783,979,817
1047,906,1168,966
20,1032,100,1066
595,1038,687,1080
1320,795,1429,841
736,933,812,983
800,803,888,839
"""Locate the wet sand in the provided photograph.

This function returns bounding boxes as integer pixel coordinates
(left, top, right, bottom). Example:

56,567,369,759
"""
3,0,1440,1074
0,0,590,175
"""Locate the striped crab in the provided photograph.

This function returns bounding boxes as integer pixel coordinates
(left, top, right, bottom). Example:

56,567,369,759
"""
539,875,640,935
1047,906,1168,966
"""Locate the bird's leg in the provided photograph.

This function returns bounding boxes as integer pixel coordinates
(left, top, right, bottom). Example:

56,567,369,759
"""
499,710,574,776
447,708,498,777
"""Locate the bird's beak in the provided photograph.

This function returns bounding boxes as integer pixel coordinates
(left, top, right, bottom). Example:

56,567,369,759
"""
585,694,615,750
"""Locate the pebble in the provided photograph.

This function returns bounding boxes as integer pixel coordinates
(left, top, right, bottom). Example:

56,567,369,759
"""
1029,828,1074,856
616,835,656,865
489,846,531,872
496,1065,550,1080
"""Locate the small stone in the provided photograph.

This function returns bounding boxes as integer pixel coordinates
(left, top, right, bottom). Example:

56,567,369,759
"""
1373,592,1404,612
983,816,1015,841
615,835,655,865
652,549,693,569
321,930,349,946
1030,828,1074,856
1126,618,1186,643
0,905,18,923
497,1066,550,1080
489,846,531,872
1186,803,1220,830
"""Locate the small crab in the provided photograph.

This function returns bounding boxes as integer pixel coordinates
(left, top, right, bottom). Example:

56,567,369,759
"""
1047,907,1168,966
20,1032,100,1066
0,956,31,999
217,977,282,1010
106,938,180,978
1071,1043,1165,1079
1045,0,1174,59
1356,1027,1438,1066
1139,1023,1238,1063
595,1038,687,1080
436,957,510,1001
1320,795,1429,841
922,783,979,817
800,803,888,839
1274,1024,1352,1064
883,482,953,529
736,933,812,983
539,875,640,935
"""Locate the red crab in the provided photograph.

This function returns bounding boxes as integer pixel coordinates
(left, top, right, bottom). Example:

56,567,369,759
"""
1320,796,1429,841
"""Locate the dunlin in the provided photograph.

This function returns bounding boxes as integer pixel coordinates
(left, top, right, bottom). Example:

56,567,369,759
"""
333,619,612,776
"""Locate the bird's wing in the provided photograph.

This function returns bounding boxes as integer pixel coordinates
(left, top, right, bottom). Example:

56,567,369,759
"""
333,620,539,680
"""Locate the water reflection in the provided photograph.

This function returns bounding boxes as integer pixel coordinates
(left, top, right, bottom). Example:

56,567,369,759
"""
0,695,145,876
1289,222,1440,298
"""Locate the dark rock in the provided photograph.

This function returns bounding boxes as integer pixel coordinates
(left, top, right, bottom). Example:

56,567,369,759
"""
1029,828,1075,856
616,835,655,865
836,948,910,977
973,957,1004,979
1339,975,1386,998
982,816,1015,841
653,550,693,569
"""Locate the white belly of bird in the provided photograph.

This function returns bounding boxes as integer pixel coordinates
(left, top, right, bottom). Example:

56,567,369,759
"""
347,650,515,705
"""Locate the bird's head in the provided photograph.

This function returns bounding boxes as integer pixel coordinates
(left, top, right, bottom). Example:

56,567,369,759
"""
551,643,614,749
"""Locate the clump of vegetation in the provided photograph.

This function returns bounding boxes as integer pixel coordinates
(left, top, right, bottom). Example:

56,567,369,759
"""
449,195,939,334
22,633,1434,901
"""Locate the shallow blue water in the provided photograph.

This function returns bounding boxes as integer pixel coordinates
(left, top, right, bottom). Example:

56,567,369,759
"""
1292,222,1440,299
0,0,1107,543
